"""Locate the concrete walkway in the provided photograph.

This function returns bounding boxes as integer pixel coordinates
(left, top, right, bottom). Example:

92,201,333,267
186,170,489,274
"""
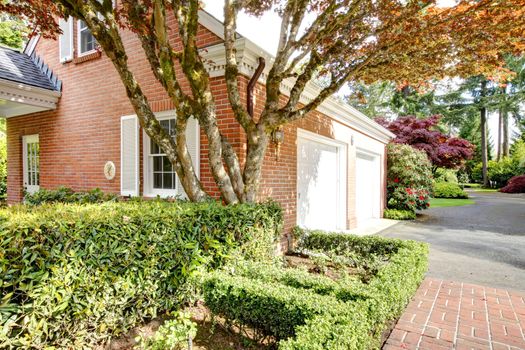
380,191,525,291
385,278,525,350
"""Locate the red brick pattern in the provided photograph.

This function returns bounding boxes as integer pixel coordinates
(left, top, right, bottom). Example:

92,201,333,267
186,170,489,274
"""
385,278,525,350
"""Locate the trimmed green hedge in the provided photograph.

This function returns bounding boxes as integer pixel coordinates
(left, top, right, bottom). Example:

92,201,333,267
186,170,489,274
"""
384,208,416,220
24,186,118,205
0,200,282,349
432,182,469,199
202,231,428,349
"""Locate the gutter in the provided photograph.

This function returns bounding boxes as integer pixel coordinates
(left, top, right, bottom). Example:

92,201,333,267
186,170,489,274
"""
247,57,265,116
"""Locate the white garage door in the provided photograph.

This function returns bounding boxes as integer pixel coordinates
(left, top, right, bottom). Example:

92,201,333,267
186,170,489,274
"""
355,152,380,225
297,132,346,230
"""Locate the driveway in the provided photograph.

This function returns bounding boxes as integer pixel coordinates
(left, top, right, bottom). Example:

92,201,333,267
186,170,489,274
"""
379,191,525,291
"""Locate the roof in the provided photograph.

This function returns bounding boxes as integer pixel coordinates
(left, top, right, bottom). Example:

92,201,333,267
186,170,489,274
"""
0,45,60,91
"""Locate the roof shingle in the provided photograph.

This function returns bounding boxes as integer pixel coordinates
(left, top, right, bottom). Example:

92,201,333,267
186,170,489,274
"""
0,46,59,91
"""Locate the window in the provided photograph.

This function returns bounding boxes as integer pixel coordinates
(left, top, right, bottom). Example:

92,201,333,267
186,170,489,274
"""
142,112,200,198
150,119,178,192
78,20,96,55
23,135,40,195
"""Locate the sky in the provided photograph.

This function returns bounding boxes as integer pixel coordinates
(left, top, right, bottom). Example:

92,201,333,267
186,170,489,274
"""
201,1,519,148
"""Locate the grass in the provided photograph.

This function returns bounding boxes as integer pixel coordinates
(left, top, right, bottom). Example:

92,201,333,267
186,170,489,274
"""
468,188,498,193
429,198,475,208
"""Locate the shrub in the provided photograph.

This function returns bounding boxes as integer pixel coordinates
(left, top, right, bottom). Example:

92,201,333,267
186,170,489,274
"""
383,208,416,220
136,311,197,350
0,200,282,348
500,175,525,193
471,155,525,188
386,143,433,211
202,231,428,349
432,182,469,199
24,186,118,205
434,168,458,183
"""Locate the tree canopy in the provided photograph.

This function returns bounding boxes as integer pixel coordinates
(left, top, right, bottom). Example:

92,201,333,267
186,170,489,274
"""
1,0,524,203
377,115,475,170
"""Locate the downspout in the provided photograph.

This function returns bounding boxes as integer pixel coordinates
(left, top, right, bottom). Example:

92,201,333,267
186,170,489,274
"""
247,57,266,116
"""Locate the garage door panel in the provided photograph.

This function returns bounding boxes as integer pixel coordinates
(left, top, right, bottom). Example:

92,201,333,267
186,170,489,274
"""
297,135,345,231
355,152,380,225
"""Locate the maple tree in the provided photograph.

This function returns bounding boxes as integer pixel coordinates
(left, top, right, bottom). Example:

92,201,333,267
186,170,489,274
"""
1,0,524,203
376,115,475,171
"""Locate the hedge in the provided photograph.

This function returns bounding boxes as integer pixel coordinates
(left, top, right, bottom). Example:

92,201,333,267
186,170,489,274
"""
0,200,282,349
432,182,469,199
383,208,416,220
202,231,428,349
24,186,118,205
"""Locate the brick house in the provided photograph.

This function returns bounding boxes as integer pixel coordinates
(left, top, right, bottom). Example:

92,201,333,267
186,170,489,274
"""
0,11,394,236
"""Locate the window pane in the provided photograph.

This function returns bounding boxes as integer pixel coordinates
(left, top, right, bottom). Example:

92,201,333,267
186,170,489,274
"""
80,30,96,53
160,120,170,132
153,156,162,172
150,139,161,154
163,173,173,189
163,156,173,172
153,173,162,188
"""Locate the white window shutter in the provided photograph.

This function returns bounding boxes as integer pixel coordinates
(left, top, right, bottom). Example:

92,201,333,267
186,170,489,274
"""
58,18,73,63
177,117,200,197
121,116,139,197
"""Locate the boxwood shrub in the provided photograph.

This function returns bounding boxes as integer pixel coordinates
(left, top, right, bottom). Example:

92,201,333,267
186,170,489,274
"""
0,200,282,349
202,231,428,349
432,182,469,199
383,208,416,220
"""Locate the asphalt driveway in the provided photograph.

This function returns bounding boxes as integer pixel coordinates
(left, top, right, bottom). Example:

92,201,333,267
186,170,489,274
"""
379,191,525,291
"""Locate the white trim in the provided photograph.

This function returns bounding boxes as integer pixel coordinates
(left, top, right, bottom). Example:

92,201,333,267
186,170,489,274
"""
198,10,227,40
296,128,347,230
77,20,98,57
0,79,61,118
59,18,74,63
142,110,201,198
22,134,40,194
24,34,40,56
120,115,139,196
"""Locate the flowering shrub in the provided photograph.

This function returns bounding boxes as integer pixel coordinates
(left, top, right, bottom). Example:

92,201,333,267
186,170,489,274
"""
386,143,433,211
500,175,525,193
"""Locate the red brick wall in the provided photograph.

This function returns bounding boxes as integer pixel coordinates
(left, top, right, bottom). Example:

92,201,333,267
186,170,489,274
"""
7,20,224,202
6,18,388,245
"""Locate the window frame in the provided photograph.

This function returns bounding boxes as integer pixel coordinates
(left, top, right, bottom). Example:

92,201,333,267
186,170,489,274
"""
142,111,200,198
77,20,97,56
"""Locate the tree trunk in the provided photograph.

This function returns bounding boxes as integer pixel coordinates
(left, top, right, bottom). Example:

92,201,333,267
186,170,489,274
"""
243,127,270,203
502,108,510,157
497,108,502,161
480,80,489,187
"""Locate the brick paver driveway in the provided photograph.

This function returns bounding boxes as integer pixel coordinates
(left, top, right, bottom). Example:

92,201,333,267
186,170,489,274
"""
385,278,525,350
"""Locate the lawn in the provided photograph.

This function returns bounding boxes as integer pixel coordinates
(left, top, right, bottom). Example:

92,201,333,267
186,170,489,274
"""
430,197,475,207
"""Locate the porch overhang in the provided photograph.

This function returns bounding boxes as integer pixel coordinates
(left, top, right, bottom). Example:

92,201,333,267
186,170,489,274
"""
0,78,61,118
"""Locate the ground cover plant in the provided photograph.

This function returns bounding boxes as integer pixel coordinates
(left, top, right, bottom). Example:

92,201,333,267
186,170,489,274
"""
432,182,469,199
0,200,282,349
201,229,428,349
383,209,417,220
429,198,475,208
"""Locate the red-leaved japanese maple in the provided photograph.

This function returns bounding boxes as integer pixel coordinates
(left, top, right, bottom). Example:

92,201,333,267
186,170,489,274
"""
377,115,474,170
